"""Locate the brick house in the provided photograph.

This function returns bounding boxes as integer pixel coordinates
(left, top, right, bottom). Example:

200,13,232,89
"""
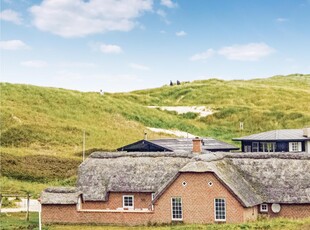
40,139,310,225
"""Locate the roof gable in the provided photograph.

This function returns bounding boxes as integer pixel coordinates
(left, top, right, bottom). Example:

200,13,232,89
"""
117,140,172,152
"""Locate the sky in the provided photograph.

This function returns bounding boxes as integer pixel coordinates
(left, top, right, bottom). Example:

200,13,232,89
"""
1,0,310,92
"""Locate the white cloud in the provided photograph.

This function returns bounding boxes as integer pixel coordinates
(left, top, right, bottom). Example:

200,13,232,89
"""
21,60,47,68
29,0,153,37
0,9,23,24
276,18,289,23
156,9,170,24
129,63,150,70
190,49,215,61
160,0,177,8
218,43,275,61
99,44,123,54
0,40,29,50
176,30,187,37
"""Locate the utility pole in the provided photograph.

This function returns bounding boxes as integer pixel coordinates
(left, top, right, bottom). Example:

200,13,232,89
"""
83,130,85,162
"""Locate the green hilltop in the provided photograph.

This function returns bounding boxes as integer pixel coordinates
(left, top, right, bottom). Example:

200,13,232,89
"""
1,74,310,196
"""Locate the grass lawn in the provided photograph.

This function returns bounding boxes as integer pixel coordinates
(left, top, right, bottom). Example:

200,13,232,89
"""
1,213,310,230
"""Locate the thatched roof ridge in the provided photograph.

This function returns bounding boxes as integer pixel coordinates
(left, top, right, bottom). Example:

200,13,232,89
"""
224,152,310,160
41,187,82,204
89,151,194,159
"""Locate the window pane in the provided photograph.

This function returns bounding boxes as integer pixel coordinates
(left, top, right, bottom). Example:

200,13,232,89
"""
172,197,182,220
215,198,226,220
123,196,133,207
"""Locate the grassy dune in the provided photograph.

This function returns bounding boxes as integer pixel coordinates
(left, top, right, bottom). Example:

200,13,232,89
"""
1,74,309,195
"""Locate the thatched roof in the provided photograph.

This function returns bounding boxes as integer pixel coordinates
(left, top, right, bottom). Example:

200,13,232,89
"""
233,129,309,141
76,152,193,201
226,152,310,204
46,152,310,207
40,187,82,204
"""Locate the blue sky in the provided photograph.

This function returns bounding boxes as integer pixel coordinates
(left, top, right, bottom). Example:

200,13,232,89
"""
1,0,310,92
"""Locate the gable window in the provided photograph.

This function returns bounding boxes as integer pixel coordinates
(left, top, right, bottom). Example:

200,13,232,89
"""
260,204,268,212
123,195,134,209
214,198,226,221
171,197,182,220
289,142,302,152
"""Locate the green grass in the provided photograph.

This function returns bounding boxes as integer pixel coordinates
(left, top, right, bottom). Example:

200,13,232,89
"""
1,213,310,230
0,212,41,230
1,74,310,196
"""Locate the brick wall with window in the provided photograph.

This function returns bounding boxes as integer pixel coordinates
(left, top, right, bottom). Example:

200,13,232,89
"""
153,172,256,224
82,192,152,210
259,204,310,218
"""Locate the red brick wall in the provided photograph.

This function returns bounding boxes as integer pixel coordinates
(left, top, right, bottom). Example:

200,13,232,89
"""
41,172,310,225
42,205,153,225
243,206,258,221
42,172,256,225
259,204,310,219
82,192,152,210
152,172,251,224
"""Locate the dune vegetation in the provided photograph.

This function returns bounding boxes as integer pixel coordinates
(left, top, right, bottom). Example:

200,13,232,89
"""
0,74,309,196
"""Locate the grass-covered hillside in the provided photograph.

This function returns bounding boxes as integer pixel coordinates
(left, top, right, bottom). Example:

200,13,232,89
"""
1,74,310,196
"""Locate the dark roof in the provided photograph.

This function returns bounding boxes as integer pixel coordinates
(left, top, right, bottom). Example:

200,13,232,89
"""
233,129,310,141
117,138,239,152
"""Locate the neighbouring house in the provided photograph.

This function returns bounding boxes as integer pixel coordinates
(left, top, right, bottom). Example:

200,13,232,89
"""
117,137,239,152
40,138,310,225
232,128,310,153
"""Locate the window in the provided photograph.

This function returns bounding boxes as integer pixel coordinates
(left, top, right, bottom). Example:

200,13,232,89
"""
244,145,251,152
214,198,226,221
123,195,134,209
151,193,155,210
260,204,268,212
260,142,276,152
252,142,259,152
171,197,182,220
289,142,302,152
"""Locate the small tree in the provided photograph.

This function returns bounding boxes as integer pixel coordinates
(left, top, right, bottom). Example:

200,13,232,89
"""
170,80,173,86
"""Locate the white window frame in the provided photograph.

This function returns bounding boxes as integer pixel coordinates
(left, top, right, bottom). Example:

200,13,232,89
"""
76,196,82,210
260,203,268,212
151,193,155,211
123,195,134,209
171,197,183,221
214,198,226,222
289,142,302,152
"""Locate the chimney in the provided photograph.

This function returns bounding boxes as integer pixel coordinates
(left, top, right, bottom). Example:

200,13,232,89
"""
192,137,202,154
144,132,148,140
